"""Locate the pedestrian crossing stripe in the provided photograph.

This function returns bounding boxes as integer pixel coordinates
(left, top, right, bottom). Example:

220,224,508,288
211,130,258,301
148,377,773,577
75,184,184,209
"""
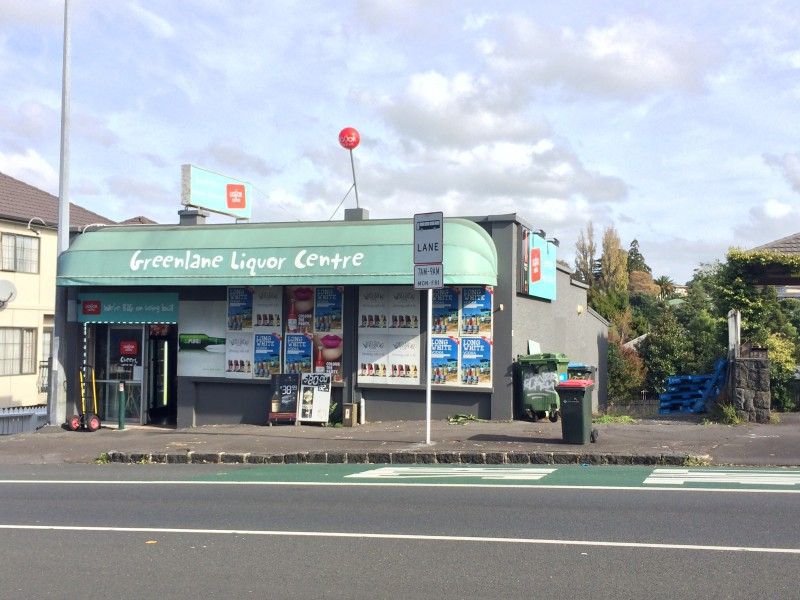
645,469,800,486
346,467,557,481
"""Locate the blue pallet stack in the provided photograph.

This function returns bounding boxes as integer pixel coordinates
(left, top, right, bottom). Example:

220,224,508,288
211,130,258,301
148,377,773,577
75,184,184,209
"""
658,359,727,414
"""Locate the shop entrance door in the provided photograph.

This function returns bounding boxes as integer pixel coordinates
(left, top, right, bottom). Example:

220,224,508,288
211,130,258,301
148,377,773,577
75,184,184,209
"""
102,325,145,424
146,325,177,426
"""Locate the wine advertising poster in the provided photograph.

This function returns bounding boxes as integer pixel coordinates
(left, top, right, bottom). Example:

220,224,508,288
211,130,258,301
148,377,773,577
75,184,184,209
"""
225,332,253,379
460,336,492,387
358,286,388,330
386,287,419,332
177,301,227,378
386,335,420,383
253,286,282,332
357,333,390,383
253,333,282,379
461,286,493,336
227,286,254,331
430,336,459,385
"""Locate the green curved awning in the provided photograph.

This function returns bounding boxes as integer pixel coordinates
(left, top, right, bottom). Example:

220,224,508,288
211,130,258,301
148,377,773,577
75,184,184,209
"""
57,218,498,287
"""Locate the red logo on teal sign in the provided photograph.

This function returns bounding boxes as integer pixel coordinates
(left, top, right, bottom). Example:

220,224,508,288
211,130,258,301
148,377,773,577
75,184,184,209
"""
82,300,101,315
227,184,246,209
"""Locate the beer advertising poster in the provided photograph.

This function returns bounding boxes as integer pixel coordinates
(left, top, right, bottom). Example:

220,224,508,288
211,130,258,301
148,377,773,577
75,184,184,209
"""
386,334,420,383
386,286,419,332
358,286,388,330
460,336,492,387
177,301,227,378
227,286,253,331
314,286,343,332
284,333,313,374
357,333,390,383
460,286,493,336
432,287,459,335
430,336,459,385
298,372,332,423
225,332,253,379
253,286,282,332
253,333,282,379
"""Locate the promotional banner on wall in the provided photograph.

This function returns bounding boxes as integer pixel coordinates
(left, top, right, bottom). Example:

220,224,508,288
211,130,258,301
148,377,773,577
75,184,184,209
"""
178,301,227,377
461,286,493,335
228,287,254,331
460,336,492,386
226,332,253,378
529,233,557,301
430,336,459,384
432,287,459,334
285,333,313,374
313,287,344,381
253,286,282,331
253,333,282,379
357,286,421,385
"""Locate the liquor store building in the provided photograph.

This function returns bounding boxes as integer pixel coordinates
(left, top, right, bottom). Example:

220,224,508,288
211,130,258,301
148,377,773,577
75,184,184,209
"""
55,210,607,427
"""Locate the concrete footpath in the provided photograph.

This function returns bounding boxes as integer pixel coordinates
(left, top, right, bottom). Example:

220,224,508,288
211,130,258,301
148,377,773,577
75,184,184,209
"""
1,413,799,467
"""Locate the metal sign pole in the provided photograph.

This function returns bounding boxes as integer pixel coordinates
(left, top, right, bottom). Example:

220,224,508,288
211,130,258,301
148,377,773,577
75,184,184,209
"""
426,287,432,445
349,149,360,209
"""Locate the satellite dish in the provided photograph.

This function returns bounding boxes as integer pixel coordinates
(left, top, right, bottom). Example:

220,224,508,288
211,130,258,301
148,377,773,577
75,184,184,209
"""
0,280,17,309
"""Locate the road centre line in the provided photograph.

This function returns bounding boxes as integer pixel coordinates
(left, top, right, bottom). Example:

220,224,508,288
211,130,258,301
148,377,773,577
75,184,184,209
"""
1,479,800,493
0,524,798,555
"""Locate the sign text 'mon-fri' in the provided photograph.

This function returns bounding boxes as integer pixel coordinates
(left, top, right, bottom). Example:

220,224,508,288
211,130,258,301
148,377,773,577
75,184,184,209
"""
413,212,444,265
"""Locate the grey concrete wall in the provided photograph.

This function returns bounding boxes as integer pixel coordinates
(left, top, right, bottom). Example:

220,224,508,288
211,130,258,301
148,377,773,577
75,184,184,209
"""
359,387,491,421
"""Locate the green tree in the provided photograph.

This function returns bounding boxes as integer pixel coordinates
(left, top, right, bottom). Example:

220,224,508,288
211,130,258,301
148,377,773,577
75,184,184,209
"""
626,239,651,273
766,333,797,412
638,309,692,394
607,332,646,403
654,275,675,299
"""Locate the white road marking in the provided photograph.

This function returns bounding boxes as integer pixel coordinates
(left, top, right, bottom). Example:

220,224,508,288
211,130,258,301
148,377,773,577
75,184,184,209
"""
345,466,557,480
0,524,797,555
645,469,800,486
1,479,800,493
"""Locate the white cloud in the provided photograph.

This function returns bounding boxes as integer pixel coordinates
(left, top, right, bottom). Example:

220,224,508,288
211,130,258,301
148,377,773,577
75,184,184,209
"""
126,3,175,39
762,198,793,219
764,152,800,193
0,149,58,193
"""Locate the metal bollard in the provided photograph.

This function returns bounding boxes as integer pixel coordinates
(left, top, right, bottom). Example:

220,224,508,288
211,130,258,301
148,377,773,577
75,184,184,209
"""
118,381,125,430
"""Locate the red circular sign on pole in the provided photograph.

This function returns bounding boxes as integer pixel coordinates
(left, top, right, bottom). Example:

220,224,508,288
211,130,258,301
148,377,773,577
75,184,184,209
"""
339,127,360,150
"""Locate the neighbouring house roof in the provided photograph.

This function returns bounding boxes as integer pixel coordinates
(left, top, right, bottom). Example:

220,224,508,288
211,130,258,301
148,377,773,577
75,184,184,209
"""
0,171,115,230
119,215,158,225
753,231,800,254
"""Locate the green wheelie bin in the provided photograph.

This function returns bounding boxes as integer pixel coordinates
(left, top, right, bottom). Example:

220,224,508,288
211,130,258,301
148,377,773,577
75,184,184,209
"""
515,353,569,422
556,379,598,444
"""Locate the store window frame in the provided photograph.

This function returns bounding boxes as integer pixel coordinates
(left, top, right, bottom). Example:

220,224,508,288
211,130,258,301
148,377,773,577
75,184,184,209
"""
0,327,37,376
1,232,40,274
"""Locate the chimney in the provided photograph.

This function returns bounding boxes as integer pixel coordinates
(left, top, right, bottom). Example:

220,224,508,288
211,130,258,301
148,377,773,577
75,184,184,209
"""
344,207,369,221
178,208,209,226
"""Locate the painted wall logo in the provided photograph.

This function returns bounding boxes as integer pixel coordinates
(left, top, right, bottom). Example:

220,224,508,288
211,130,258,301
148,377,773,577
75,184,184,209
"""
82,300,101,315
119,340,138,356
226,184,246,209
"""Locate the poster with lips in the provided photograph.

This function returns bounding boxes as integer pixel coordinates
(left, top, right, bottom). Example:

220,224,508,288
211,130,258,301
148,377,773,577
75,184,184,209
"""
313,287,344,382
460,336,492,387
285,286,315,334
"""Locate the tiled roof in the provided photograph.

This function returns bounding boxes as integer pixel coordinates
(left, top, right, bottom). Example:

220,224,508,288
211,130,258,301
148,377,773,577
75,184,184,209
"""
119,215,157,225
753,232,800,254
0,171,115,229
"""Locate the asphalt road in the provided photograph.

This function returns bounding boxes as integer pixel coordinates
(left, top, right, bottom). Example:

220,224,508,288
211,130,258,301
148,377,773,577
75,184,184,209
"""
1,464,798,599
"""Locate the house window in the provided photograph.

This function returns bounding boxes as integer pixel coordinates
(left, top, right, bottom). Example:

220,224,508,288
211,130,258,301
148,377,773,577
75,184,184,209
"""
0,328,36,375
41,329,53,362
1,233,39,273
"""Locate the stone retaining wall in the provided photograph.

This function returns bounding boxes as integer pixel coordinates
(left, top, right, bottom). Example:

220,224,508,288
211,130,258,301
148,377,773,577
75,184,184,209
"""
732,357,771,423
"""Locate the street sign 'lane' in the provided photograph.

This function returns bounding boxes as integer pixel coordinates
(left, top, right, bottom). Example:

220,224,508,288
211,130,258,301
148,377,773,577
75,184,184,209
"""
414,212,443,264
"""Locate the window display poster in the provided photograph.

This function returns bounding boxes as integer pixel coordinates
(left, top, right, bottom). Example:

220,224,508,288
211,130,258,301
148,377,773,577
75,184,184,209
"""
286,286,315,333
461,286,493,335
285,333,313,374
253,286,282,331
460,336,492,386
387,335,420,383
430,336,459,384
298,372,331,423
358,286,388,329
253,333,282,379
357,333,390,382
387,287,419,332
178,301,227,377
226,332,253,379
227,287,253,331
314,286,343,332
432,287,459,334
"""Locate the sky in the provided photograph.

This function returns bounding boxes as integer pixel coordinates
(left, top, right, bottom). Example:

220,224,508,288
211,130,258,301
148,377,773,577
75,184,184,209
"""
1,1,800,284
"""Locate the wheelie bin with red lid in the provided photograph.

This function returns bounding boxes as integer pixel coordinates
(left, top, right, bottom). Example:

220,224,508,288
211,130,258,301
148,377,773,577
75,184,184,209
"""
556,379,598,444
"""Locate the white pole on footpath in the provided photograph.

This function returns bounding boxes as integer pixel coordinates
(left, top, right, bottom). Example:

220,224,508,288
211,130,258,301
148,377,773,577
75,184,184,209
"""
49,0,71,426
426,287,432,444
